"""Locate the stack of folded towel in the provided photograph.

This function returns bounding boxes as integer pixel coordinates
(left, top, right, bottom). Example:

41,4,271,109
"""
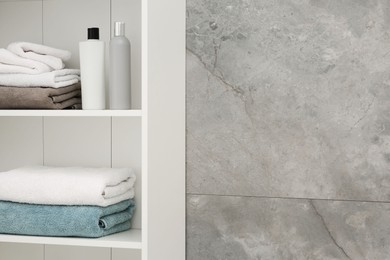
0,166,136,238
0,42,81,109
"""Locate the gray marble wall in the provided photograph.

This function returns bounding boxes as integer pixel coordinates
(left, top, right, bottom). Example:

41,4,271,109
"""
186,0,390,259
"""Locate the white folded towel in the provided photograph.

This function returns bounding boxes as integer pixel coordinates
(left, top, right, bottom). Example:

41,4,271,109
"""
0,166,136,207
8,42,71,70
0,69,80,88
0,49,52,74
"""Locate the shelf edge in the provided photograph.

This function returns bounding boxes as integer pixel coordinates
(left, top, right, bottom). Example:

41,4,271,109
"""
0,229,142,249
0,110,142,117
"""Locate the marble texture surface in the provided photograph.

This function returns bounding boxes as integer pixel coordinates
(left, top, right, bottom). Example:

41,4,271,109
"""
186,0,390,201
187,195,390,260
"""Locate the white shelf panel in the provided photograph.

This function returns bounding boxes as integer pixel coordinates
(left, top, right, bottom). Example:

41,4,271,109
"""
0,110,142,117
0,229,142,249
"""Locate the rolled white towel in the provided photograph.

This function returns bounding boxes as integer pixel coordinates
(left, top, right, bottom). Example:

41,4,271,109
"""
0,49,52,74
0,166,136,207
8,42,71,70
0,69,80,88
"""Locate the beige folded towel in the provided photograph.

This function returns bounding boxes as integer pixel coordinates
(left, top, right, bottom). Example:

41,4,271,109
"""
0,82,81,109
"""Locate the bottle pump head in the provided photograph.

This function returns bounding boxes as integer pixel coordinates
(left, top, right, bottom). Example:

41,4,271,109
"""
114,22,125,37
88,27,100,40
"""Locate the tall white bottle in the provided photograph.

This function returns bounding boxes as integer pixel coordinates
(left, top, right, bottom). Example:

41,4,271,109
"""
109,22,131,109
79,27,106,110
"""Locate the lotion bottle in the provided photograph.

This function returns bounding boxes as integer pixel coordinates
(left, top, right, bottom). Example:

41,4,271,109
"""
79,27,106,110
109,22,131,109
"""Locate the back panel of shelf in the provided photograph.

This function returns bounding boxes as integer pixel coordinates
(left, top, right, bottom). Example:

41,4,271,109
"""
0,116,142,227
0,0,146,259
0,116,142,229
0,116,142,258
0,242,141,260
0,0,143,224
0,0,142,109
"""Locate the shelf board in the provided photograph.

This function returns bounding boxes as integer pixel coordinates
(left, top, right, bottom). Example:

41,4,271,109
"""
0,229,142,249
0,110,142,117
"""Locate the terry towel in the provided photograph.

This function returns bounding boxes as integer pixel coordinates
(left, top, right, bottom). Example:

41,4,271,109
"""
0,199,135,237
0,69,80,88
8,42,71,70
0,166,136,207
0,49,52,74
0,82,81,109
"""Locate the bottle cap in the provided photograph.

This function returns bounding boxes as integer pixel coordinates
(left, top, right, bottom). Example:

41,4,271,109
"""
88,27,100,40
114,22,125,37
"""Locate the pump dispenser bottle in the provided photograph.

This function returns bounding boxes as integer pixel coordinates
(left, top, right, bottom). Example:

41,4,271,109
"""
109,22,131,109
79,27,106,110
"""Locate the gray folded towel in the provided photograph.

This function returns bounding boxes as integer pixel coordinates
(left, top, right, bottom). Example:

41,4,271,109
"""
0,82,81,109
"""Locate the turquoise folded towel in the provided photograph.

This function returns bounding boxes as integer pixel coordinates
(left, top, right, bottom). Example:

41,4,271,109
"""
0,199,135,238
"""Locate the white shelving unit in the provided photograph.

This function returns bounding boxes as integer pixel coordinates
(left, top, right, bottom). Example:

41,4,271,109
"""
0,0,185,259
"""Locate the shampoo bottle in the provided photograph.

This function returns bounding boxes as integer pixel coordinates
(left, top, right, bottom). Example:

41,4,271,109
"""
109,22,131,109
79,27,106,110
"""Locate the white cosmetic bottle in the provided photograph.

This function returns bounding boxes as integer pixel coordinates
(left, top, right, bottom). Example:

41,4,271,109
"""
109,22,131,109
79,27,106,110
